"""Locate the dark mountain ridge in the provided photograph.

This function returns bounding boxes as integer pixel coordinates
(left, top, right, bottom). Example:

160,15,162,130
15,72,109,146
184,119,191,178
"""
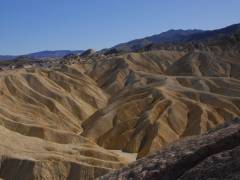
107,23,240,53
112,29,203,52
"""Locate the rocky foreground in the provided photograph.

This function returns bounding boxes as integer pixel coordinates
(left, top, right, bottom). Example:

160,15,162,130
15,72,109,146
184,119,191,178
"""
100,117,240,180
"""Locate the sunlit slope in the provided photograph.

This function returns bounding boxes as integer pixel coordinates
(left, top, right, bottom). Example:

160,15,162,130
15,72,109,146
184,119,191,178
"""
0,67,130,179
0,67,108,134
0,124,128,180
0,49,239,179
81,49,240,158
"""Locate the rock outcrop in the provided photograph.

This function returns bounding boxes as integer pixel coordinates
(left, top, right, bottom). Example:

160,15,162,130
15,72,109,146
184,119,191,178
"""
80,49,96,57
99,118,240,180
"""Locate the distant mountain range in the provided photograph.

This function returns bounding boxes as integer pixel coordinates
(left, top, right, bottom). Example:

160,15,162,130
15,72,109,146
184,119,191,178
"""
1,23,240,60
107,23,240,53
0,55,16,61
0,50,84,60
112,29,204,52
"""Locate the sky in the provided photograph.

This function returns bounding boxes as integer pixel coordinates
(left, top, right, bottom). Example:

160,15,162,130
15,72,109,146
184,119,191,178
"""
0,0,240,55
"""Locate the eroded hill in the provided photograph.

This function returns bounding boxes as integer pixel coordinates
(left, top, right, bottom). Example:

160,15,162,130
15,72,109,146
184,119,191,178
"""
0,27,240,179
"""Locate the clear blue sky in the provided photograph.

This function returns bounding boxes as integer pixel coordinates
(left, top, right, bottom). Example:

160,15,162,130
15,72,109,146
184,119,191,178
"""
0,0,240,55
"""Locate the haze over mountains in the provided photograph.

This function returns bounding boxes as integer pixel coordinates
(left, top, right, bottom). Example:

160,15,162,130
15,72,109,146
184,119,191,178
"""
0,50,84,60
0,23,240,179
